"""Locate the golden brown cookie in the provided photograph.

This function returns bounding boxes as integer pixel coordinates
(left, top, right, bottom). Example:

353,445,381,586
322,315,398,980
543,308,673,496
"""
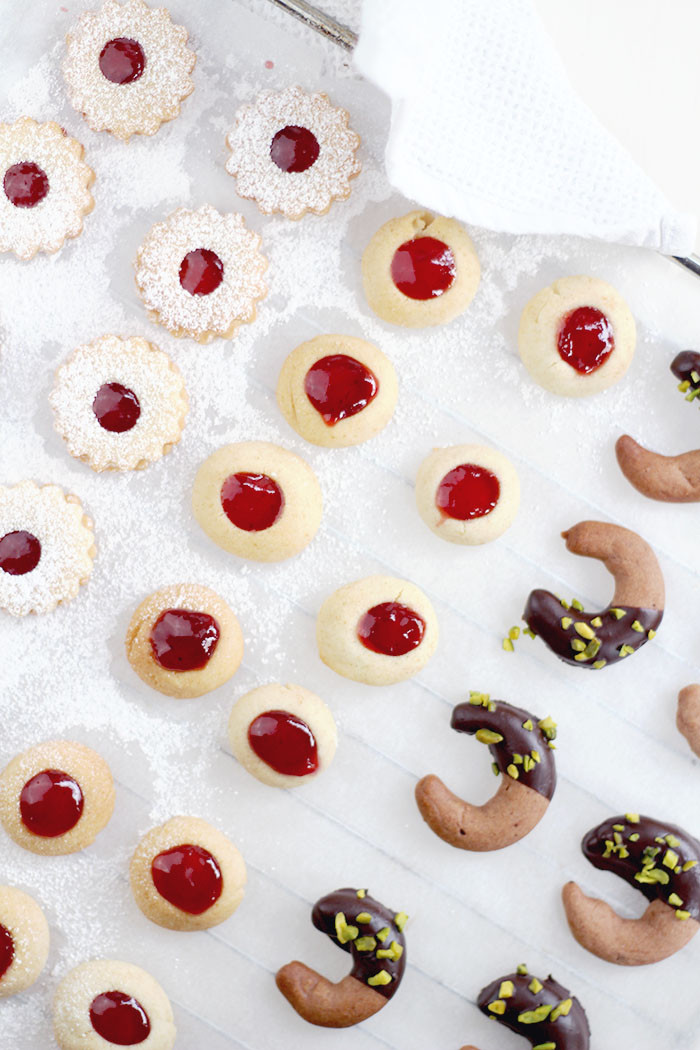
0,886,50,998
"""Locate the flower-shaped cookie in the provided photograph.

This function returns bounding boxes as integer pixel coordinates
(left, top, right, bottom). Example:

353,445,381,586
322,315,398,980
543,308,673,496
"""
63,0,196,140
0,118,94,259
135,205,268,342
226,85,361,219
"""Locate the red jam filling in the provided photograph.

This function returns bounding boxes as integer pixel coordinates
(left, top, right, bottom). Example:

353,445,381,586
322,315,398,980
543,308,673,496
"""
19,769,84,838
304,354,379,426
557,306,614,374
3,162,49,208
99,38,146,85
151,843,223,915
93,382,141,433
357,601,426,656
0,925,14,982
179,249,224,296
248,709,319,776
436,463,500,520
270,125,320,173
89,991,151,1046
391,236,456,300
0,530,41,575
149,609,220,672
221,472,284,532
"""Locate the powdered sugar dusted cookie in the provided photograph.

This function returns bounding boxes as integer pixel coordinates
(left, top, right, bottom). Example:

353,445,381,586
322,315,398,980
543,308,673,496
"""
63,0,195,140
50,334,188,472
226,85,360,220
0,886,49,998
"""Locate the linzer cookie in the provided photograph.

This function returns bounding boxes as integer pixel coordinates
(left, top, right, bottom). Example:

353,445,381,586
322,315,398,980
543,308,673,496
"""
523,521,663,669
0,886,50,998
276,887,407,1028
477,965,590,1050
563,813,700,965
415,694,556,851
225,85,361,220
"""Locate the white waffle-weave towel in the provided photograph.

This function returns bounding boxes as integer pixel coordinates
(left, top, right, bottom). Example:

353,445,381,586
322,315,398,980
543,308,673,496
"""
353,0,696,254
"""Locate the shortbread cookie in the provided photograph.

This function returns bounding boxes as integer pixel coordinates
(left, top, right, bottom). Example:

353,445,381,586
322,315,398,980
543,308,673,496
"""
0,117,94,260
125,583,244,699
225,85,361,220
518,275,636,397
228,683,337,788
63,0,195,140
0,481,96,616
130,816,246,931
192,441,322,562
415,444,519,545
361,211,480,327
276,334,398,447
53,959,176,1050
135,205,268,342
0,741,115,856
50,335,188,472
477,965,590,1049
317,575,438,685
0,886,50,998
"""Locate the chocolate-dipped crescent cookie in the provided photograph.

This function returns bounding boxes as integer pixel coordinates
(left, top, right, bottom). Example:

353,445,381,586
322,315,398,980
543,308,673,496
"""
415,694,556,851
563,813,700,965
276,887,407,1028
477,965,590,1050
523,521,663,669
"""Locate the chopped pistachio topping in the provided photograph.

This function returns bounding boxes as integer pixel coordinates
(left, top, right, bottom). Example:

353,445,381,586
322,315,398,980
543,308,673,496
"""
513,753,523,764
522,718,534,731
502,637,515,652
492,762,500,776
619,644,635,657
356,889,366,899
561,616,573,630
531,749,541,762
683,860,698,871
469,690,491,707
476,728,504,745
524,627,537,639
631,620,644,632
609,607,626,619
626,813,640,823
356,912,372,924
591,616,602,627
574,621,595,639
629,833,640,842
509,626,520,640
692,371,700,383
574,651,591,662
518,1004,553,1024
498,980,515,999
354,937,377,952
367,970,392,987
488,999,506,1015
528,977,543,994
676,910,691,921
376,940,403,961
593,659,607,669
507,763,519,780
571,598,584,612
559,598,570,610
663,849,679,869
517,963,529,976
551,998,573,1022
537,716,557,740
335,913,359,944
666,834,681,847
668,893,684,908
679,379,691,391
571,638,586,652
376,927,390,942
523,755,535,773
394,912,408,932
532,1044,556,1050
648,629,656,639
613,823,625,831
635,867,670,886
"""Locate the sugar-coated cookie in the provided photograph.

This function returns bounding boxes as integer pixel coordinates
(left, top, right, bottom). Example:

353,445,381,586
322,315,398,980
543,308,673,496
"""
0,886,49,998
276,334,398,448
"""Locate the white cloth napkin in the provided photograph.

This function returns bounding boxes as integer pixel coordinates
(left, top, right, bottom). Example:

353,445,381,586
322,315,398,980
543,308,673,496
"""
353,0,696,255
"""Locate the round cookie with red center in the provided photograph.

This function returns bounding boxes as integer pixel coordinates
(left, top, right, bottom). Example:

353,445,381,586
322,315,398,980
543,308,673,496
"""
192,441,322,562
225,84,361,220
415,444,520,545
135,205,268,342
0,481,96,616
361,211,480,328
53,959,175,1050
50,335,188,472
518,275,636,397
125,584,244,700
0,117,94,260
130,816,246,932
228,683,337,789
276,334,398,448
0,886,49,998
317,575,439,686
0,741,115,856
63,0,196,141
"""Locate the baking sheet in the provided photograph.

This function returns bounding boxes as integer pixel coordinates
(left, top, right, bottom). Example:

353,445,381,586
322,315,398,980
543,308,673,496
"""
2,1,700,1047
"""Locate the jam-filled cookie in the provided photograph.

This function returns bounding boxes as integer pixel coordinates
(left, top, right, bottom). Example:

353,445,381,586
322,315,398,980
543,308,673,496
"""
130,816,246,931
125,584,244,699
518,275,635,397
415,444,519,545
63,0,195,141
361,211,480,328
0,741,115,856
0,117,94,260
135,205,268,342
0,482,95,616
228,683,337,788
192,441,322,562
53,959,176,1050
276,334,398,448
225,85,361,220
50,335,188,473
0,886,50,998
317,575,438,685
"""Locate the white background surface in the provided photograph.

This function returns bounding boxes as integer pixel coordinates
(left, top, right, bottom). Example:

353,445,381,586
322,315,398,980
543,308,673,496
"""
2,2,700,1049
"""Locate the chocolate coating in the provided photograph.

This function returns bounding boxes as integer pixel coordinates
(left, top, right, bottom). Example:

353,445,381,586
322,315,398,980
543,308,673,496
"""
312,888,406,999
670,350,700,387
477,969,590,1050
523,593,662,669
451,699,556,800
582,814,700,921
